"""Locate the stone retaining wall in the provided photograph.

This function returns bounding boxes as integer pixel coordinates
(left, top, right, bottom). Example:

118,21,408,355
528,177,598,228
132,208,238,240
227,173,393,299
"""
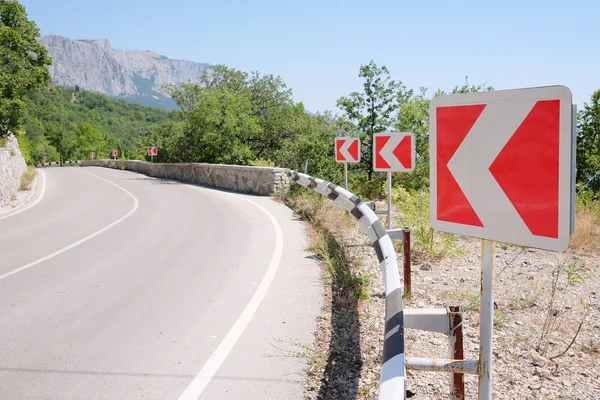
81,160,290,196
0,134,27,206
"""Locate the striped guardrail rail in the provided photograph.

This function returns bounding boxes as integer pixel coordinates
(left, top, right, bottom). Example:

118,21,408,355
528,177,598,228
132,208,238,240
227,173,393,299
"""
290,171,406,400
36,161,82,167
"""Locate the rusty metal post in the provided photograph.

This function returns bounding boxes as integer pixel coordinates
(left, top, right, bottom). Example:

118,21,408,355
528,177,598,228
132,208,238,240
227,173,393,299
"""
386,171,392,229
449,306,465,400
479,240,495,399
403,227,411,299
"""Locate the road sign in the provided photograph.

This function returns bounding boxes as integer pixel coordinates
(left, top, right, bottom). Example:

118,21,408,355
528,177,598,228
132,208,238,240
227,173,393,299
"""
429,85,574,252
112,150,118,157
90,152,96,159
373,132,415,172
148,147,158,156
335,137,360,163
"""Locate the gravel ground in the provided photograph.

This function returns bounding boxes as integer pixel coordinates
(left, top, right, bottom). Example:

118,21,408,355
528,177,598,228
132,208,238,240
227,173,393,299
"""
303,202,600,400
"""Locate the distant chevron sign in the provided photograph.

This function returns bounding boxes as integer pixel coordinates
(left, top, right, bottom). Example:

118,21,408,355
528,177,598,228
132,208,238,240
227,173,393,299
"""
335,137,360,163
373,132,415,172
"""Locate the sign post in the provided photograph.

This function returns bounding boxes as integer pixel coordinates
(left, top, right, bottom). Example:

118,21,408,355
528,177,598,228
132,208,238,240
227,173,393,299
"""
112,149,118,160
335,137,360,189
373,131,416,229
429,85,574,399
90,152,96,160
148,146,158,162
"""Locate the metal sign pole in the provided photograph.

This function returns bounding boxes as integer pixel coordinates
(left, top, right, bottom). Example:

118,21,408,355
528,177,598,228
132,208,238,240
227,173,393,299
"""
478,239,495,399
387,171,392,229
344,162,348,189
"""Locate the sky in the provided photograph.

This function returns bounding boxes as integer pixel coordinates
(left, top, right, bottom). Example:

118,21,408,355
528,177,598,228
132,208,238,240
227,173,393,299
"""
20,0,600,114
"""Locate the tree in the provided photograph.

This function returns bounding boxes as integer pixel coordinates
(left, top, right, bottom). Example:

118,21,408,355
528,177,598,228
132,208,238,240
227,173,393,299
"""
45,120,76,164
394,86,431,190
577,89,600,193
0,0,51,136
167,82,260,164
337,60,399,179
74,123,105,160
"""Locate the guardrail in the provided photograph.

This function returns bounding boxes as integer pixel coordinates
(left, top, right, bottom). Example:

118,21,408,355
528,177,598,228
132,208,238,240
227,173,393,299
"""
36,160,82,167
290,170,406,400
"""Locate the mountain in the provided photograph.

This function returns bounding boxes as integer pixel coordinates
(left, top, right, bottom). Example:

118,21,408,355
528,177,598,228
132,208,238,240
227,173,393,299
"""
38,34,211,110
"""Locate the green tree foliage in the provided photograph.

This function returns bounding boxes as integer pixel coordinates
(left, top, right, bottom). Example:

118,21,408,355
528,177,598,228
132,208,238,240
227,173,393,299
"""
0,0,51,136
21,85,174,163
394,86,431,190
336,60,399,179
392,77,494,191
152,65,341,179
577,90,600,192
74,124,105,160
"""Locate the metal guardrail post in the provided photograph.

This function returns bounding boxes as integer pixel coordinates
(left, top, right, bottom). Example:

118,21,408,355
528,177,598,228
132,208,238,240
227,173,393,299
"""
449,306,465,400
290,171,406,400
403,227,411,300
479,240,495,399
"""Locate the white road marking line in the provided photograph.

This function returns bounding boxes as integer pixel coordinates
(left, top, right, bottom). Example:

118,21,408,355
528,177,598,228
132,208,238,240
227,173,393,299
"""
0,169,46,221
0,171,139,282
177,190,284,400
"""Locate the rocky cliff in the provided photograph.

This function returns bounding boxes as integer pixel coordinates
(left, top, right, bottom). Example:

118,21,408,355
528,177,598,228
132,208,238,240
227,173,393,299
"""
38,34,210,109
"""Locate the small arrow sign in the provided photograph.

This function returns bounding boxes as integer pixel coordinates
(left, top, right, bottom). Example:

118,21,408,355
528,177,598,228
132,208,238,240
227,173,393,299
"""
430,85,574,252
373,132,415,172
335,137,360,163
112,150,118,157
148,147,158,156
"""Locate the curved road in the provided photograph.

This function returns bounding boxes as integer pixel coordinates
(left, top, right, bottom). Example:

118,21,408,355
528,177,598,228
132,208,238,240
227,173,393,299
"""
0,167,321,400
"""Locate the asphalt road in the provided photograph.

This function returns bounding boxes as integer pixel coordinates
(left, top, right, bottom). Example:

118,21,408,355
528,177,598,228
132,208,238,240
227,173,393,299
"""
0,166,321,400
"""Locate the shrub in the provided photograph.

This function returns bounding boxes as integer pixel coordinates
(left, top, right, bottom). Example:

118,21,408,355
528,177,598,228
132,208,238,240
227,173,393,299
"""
19,166,37,190
393,185,463,260
352,177,386,200
249,158,275,167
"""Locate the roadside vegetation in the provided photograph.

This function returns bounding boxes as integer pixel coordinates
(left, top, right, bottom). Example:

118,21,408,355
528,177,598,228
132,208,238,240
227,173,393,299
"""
19,166,36,191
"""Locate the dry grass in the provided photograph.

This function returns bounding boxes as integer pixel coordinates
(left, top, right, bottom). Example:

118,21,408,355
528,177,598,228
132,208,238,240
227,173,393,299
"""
19,166,37,191
570,209,600,252
283,188,370,399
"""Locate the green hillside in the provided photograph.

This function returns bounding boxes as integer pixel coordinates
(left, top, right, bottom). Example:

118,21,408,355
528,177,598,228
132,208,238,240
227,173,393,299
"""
20,85,176,163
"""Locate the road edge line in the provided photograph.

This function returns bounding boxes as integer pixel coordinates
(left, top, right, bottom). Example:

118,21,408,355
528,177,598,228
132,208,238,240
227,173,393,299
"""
0,171,139,281
0,169,46,221
177,190,284,400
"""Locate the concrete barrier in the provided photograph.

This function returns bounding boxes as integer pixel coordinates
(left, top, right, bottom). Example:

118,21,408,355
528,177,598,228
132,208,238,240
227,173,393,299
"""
81,159,290,196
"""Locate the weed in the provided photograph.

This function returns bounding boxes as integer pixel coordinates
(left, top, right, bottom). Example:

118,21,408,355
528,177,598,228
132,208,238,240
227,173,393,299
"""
0,137,6,148
538,257,590,360
437,289,480,312
349,272,372,300
510,290,541,311
392,186,464,260
249,158,275,167
494,308,507,328
19,166,37,190
284,189,371,302
10,192,16,202
565,264,585,285
571,192,600,252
